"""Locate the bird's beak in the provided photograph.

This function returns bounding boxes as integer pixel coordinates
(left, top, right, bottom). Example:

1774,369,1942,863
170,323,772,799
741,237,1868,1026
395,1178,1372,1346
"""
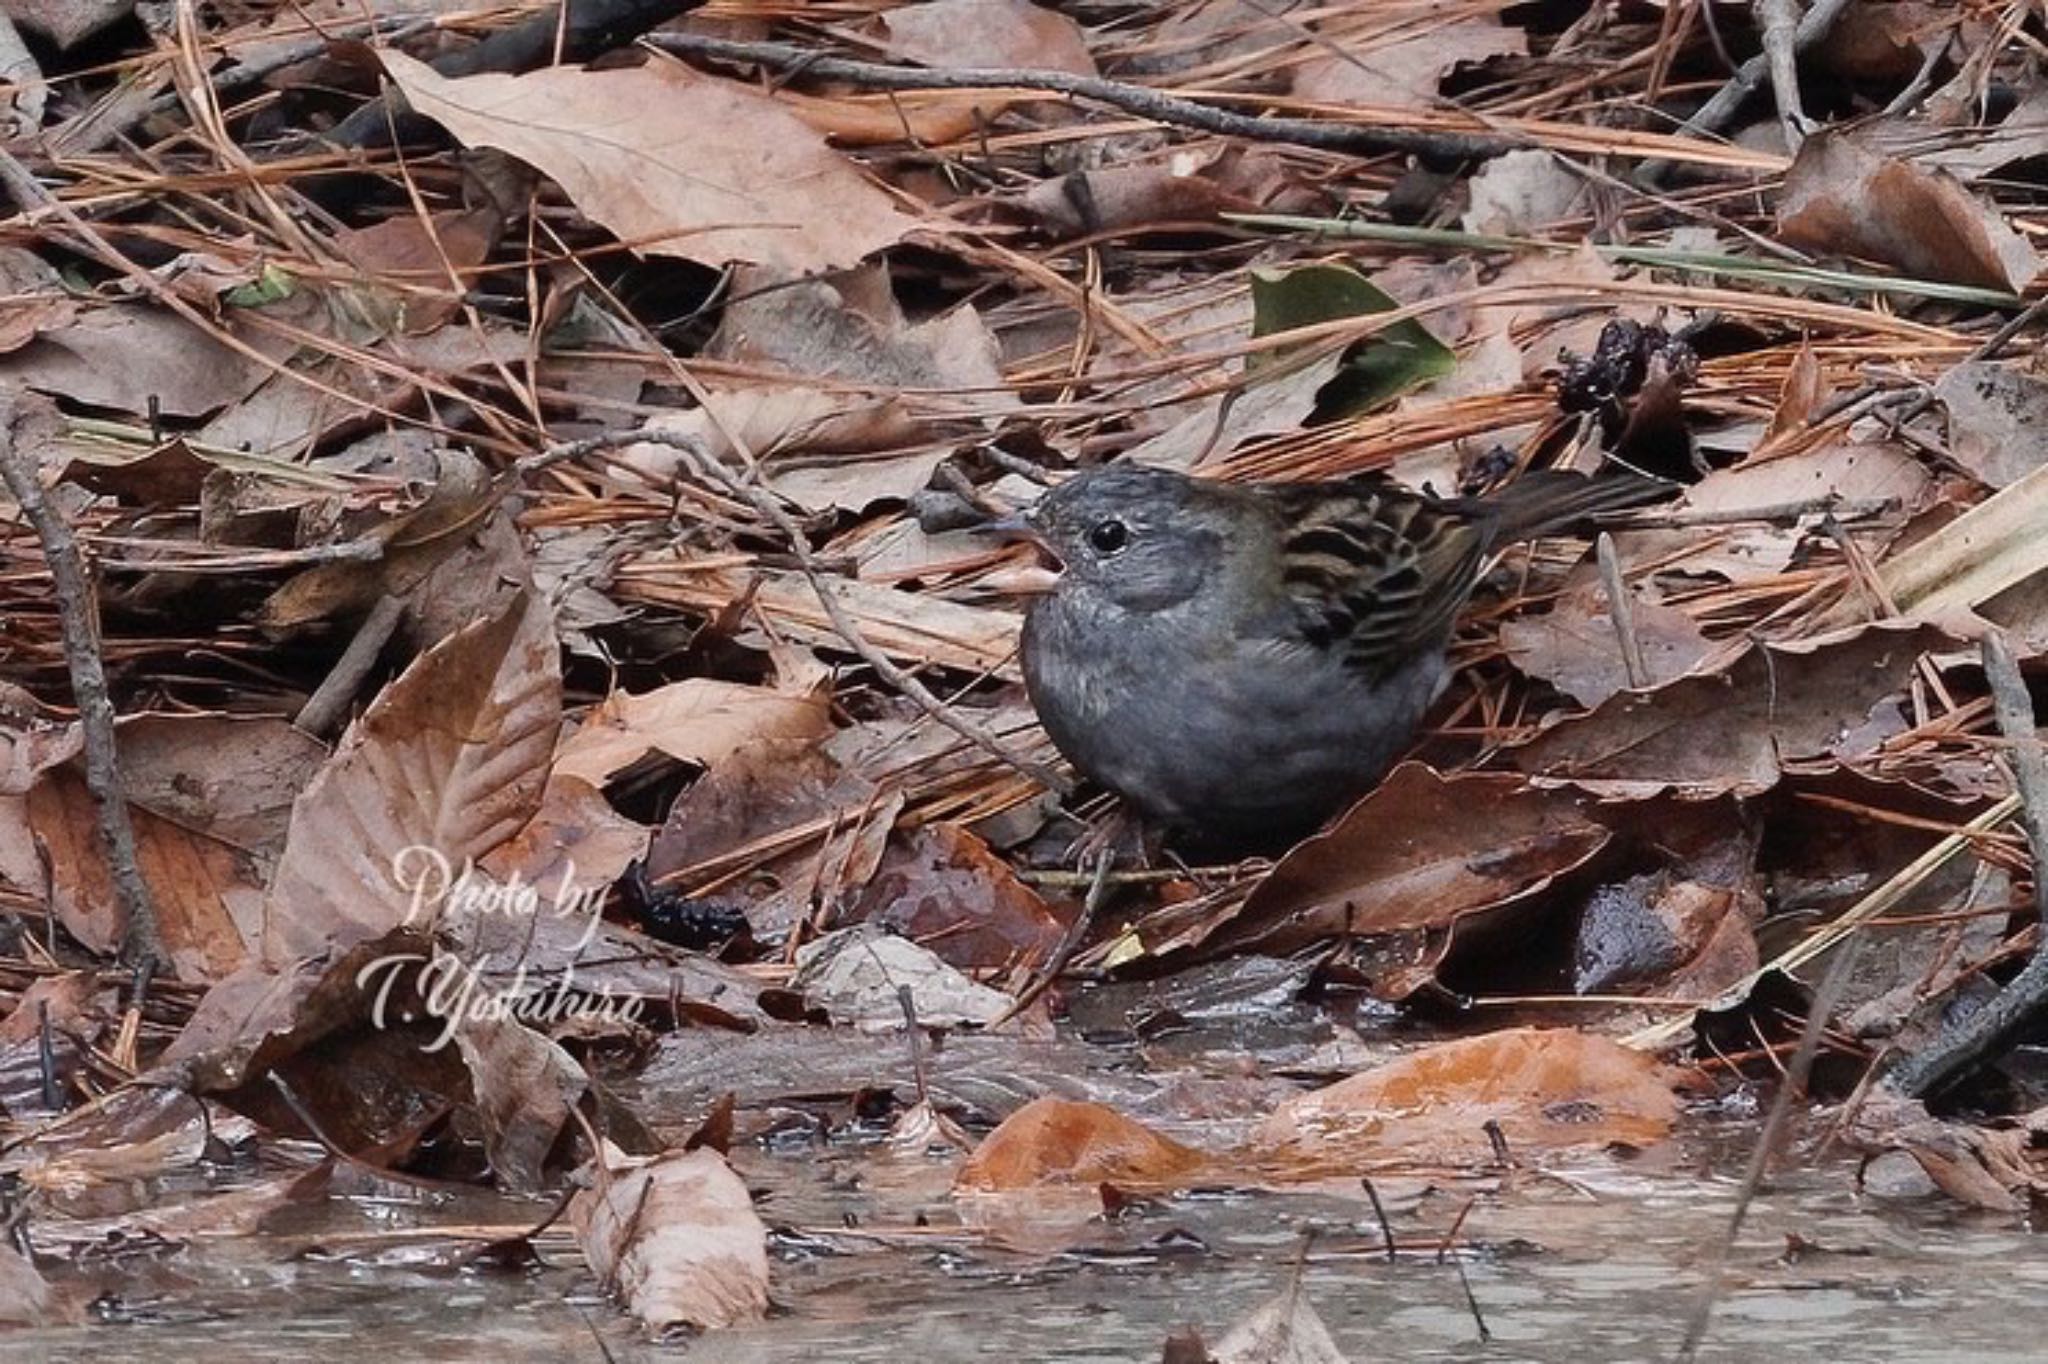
981,506,1062,595
982,508,1041,541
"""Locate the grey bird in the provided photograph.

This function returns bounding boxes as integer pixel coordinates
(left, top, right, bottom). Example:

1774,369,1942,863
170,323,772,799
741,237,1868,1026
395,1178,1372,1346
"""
1010,462,1673,846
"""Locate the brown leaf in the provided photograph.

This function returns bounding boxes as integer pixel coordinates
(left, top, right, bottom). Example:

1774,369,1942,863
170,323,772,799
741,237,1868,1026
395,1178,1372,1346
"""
553,677,831,789
479,774,649,909
1243,1028,1679,1173
332,206,502,334
1511,621,1953,798
570,1145,770,1332
955,1096,1207,1192
451,1015,590,1194
261,592,560,963
1935,360,2048,488
1500,574,1715,708
24,714,320,982
0,971,108,1044
55,438,215,506
30,769,256,980
0,1246,51,1326
1213,764,1610,957
1778,129,2041,292
1210,1286,1349,1364
1618,439,1930,583
1850,1092,2048,1212
0,306,274,418
1292,14,1524,111
879,0,1096,74
1766,341,1828,442
258,448,505,631
383,52,921,274
848,823,1065,972
790,924,1011,1030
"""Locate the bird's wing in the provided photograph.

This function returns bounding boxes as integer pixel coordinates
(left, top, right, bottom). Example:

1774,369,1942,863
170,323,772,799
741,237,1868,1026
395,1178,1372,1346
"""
1259,477,1488,683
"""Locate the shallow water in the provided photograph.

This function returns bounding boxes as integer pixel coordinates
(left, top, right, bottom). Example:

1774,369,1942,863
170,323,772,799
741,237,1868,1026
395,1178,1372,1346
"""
7,1014,2044,1362
9,1125,2043,1363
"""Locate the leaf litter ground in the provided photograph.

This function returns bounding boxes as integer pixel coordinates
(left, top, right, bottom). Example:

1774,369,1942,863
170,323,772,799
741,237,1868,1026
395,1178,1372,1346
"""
2,0,2048,1356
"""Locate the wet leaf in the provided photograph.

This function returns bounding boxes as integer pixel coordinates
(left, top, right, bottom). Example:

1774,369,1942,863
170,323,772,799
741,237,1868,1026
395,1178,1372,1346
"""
847,823,1065,972
1210,1285,1348,1364
1244,1029,1679,1173
570,1144,770,1332
955,1096,1207,1192
791,924,1011,1031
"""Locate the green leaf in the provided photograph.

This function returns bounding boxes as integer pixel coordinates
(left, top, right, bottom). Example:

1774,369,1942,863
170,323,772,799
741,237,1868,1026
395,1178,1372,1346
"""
1248,263,1455,422
224,264,297,309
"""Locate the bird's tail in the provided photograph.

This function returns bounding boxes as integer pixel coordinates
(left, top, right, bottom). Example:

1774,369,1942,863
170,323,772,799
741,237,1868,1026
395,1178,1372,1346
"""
1464,467,1680,544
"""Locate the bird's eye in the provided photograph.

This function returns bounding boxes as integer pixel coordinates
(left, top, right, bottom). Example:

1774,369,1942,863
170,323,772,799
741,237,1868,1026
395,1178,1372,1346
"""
1088,519,1130,554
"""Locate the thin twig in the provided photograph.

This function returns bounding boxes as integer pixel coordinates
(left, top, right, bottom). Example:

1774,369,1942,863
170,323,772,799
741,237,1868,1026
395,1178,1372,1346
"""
987,846,1112,1029
523,430,1071,796
295,595,407,738
646,34,1522,161
1640,0,1857,184
1608,495,1897,530
1679,935,1863,1362
1886,630,2048,1098
0,394,164,968
1757,0,1811,151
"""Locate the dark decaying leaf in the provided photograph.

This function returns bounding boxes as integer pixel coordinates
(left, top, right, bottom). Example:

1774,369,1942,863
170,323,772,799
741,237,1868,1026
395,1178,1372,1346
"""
1208,764,1610,958
1510,621,1955,798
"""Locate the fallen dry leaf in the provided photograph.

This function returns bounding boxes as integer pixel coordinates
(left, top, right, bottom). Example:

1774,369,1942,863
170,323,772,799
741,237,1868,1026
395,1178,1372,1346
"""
879,0,1096,74
792,923,1012,1031
383,51,921,274
1778,129,2041,292
1511,621,1952,798
261,592,560,962
0,305,275,418
1501,573,1715,707
553,676,831,789
1292,11,1524,112
1211,764,1609,957
1935,360,2048,488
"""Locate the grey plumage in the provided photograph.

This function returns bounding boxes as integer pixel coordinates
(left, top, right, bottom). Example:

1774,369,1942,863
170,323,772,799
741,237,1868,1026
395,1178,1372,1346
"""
1014,462,1673,844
